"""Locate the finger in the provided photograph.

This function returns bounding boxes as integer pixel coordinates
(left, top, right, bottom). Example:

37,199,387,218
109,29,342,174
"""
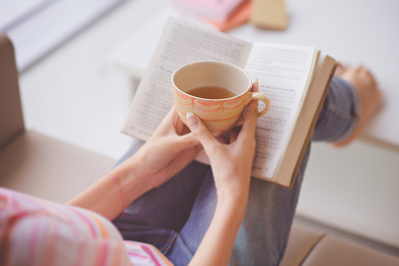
166,105,178,121
239,100,258,141
335,63,348,76
166,106,190,135
172,108,189,134
230,126,241,143
238,81,259,141
157,106,178,133
186,112,218,150
252,79,259,92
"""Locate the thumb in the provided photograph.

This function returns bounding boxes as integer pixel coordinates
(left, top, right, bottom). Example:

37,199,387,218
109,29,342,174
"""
186,112,217,150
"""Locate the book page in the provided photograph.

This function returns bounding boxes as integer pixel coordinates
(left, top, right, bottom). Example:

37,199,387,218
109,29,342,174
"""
275,54,337,187
245,43,317,179
122,17,252,140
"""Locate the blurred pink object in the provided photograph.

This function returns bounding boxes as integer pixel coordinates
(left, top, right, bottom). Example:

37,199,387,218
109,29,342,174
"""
173,0,245,22
203,0,251,32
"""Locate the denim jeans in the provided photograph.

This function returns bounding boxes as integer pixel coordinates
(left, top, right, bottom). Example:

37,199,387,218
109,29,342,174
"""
113,76,360,266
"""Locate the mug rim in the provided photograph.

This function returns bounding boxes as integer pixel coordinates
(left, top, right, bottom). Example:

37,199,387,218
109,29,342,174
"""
171,60,252,102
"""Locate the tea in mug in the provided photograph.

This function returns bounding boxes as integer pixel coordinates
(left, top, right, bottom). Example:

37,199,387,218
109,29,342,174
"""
186,86,238,99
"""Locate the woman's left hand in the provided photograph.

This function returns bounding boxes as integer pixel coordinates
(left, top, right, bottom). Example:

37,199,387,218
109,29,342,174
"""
67,106,200,219
125,106,201,189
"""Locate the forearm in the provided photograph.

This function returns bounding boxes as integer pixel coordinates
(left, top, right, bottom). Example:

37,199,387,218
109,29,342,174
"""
66,156,151,220
189,194,248,266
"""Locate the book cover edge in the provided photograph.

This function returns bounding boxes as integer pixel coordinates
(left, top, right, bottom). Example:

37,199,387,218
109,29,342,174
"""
287,57,338,189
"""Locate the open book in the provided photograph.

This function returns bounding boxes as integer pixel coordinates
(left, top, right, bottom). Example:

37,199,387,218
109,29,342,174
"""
121,17,337,188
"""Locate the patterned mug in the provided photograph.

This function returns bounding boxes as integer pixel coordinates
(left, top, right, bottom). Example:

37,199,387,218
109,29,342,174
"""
172,61,270,136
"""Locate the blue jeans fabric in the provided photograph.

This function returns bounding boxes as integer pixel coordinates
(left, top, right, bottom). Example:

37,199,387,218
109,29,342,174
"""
112,76,359,265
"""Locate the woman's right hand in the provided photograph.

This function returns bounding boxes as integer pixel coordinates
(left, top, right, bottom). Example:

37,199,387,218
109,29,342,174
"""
186,81,260,201
187,82,260,266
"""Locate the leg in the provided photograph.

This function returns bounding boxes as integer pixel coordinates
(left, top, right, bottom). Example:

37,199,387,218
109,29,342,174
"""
166,145,311,266
230,76,364,265
166,169,218,265
112,138,211,253
331,65,382,146
166,76,362,265
312,76,360,142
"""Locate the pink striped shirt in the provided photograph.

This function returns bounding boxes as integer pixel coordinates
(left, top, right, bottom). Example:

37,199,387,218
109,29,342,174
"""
0,188,173,266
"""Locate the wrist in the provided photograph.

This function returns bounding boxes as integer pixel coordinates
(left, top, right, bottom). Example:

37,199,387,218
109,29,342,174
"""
112,155,152,196
217,189,248,213
215,193,248,228
215,174,251,206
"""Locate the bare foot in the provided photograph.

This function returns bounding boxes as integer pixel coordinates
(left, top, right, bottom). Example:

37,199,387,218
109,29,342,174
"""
334,63,347,76
332,65,382,147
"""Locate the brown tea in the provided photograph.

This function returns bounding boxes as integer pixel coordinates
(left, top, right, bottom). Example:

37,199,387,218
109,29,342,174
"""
186,86,238,99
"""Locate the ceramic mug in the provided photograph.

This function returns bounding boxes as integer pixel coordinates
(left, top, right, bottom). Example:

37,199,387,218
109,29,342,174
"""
172,61,271,136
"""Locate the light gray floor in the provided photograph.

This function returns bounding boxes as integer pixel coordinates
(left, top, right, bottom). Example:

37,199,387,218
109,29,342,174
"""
298,141,399,249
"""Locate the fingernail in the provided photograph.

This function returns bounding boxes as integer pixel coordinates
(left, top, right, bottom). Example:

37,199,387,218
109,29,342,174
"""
186,112,199,127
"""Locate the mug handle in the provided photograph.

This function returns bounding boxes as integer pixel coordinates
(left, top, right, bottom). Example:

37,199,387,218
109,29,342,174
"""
236,92,271,126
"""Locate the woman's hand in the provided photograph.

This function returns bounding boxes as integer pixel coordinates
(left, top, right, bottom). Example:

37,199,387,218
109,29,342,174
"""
126,106,201,189
187,81,260,266
68,106,201,220
186,81,259,201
